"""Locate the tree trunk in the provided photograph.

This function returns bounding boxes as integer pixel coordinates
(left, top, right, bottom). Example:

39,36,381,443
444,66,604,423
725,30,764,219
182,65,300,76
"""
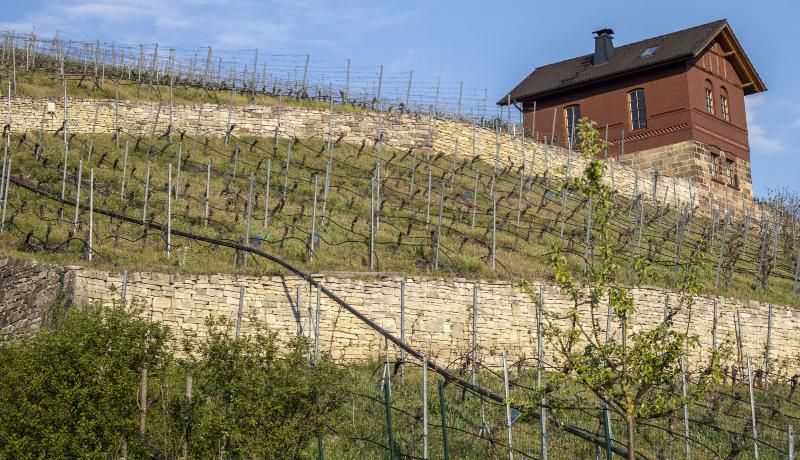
626,414,636,460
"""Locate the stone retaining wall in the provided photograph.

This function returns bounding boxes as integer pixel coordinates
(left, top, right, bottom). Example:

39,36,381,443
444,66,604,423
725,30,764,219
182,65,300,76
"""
2,256,796,375
3,95,750,218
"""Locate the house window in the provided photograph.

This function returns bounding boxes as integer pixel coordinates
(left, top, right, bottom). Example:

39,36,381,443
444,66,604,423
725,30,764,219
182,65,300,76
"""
725,159,738,187
710,154,719,179
628,89,647,130
720,87,730,121
705,80,715,115
564,105,580,144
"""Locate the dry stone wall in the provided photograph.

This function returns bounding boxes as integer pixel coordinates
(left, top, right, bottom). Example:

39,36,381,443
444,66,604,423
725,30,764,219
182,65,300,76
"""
0,257,76,337
2,255,796,375
4,95,733,216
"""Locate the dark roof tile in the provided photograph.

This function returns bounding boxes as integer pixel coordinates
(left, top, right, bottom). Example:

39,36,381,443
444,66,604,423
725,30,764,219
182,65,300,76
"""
500,20,730,104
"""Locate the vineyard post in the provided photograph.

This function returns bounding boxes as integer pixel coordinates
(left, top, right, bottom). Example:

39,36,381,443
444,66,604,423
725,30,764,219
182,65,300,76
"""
471,282,478,383
230,146,238,187
765,304,772,387
60,79,68,204
405,70,413,109
399,279,405,383
438,380,449,460
680,355,690,460
369,174,375,270
517,144,524,226
225,82,233,147
471,170,479,230
321,96,334,227
456,81,463,118
314,285,321,362
88,169,94,261
114,80,120,147
383,368,396,460
789,425,795,460
87,102,98,161
344,58,350,104
168,75,173,143
263,159,271,228
142,159,151,224
235,285,245,338
37,102,45,159
167,164,172,259
434,179,444,270
243,172,254,265
422,357,429,460
175,142,182,200
747,355,760,459
537,284,548,459
120,270,128,305
120,142,128,198
73,159,83,229
139,368,147,440
0,157,9,232
584,196,593,273
501,352,515,460
204,160,210,226
309,174,318,259
491,192,497,271
408,148,416,195
425,166,432,225
283,141,292,198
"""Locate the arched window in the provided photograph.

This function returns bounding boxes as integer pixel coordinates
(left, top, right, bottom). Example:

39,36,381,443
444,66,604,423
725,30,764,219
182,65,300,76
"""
628,89,647,130
564,105,580,144
719,86,730,121
704,80,715,115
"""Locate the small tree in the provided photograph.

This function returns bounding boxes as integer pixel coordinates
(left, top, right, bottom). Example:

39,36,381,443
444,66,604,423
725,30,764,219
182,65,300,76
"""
522,118,728,459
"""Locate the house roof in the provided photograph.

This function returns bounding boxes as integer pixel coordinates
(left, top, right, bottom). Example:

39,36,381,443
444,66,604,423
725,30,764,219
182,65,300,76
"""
498,19,766,105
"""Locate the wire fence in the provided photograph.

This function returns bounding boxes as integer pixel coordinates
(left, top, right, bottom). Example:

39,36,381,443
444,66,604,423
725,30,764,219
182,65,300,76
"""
0,30,509,126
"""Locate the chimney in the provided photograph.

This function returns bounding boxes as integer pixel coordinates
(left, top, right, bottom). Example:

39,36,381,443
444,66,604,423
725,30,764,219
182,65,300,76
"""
593,28,615,65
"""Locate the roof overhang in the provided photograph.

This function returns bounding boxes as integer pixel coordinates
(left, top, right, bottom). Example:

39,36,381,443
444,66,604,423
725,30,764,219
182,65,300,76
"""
702,24,767,95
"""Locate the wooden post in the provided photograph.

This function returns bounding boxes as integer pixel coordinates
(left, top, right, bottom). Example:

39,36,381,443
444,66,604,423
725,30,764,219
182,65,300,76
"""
88,169,94,261
139,368,148,440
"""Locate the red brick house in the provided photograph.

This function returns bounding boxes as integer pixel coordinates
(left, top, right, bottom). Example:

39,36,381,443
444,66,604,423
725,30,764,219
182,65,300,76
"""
500,19,766,207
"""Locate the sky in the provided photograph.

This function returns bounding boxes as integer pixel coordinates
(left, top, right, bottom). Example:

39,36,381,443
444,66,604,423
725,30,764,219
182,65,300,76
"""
1,0,796,197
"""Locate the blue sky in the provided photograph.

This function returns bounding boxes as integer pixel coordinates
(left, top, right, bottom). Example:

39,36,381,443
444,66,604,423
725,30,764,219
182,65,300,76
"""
2,0,796,197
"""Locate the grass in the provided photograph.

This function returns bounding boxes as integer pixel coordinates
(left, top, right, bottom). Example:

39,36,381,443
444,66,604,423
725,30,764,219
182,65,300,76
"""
6,64,367,113
1,116,798,308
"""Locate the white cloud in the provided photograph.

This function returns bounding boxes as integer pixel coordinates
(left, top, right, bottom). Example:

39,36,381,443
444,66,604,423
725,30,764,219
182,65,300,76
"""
0,0,417,55
746,95,785,155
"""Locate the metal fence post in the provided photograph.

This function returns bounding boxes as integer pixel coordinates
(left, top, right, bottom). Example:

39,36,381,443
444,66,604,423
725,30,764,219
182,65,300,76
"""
422,357,429,460
681,355,690,460
88,169,94,261
438,380,449,460
383,379,396,460
235,285,245,338
502,351,514,460
747,355,760,459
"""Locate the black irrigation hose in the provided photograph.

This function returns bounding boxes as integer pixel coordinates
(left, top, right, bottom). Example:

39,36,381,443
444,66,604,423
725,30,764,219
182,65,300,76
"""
8,172,641,459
